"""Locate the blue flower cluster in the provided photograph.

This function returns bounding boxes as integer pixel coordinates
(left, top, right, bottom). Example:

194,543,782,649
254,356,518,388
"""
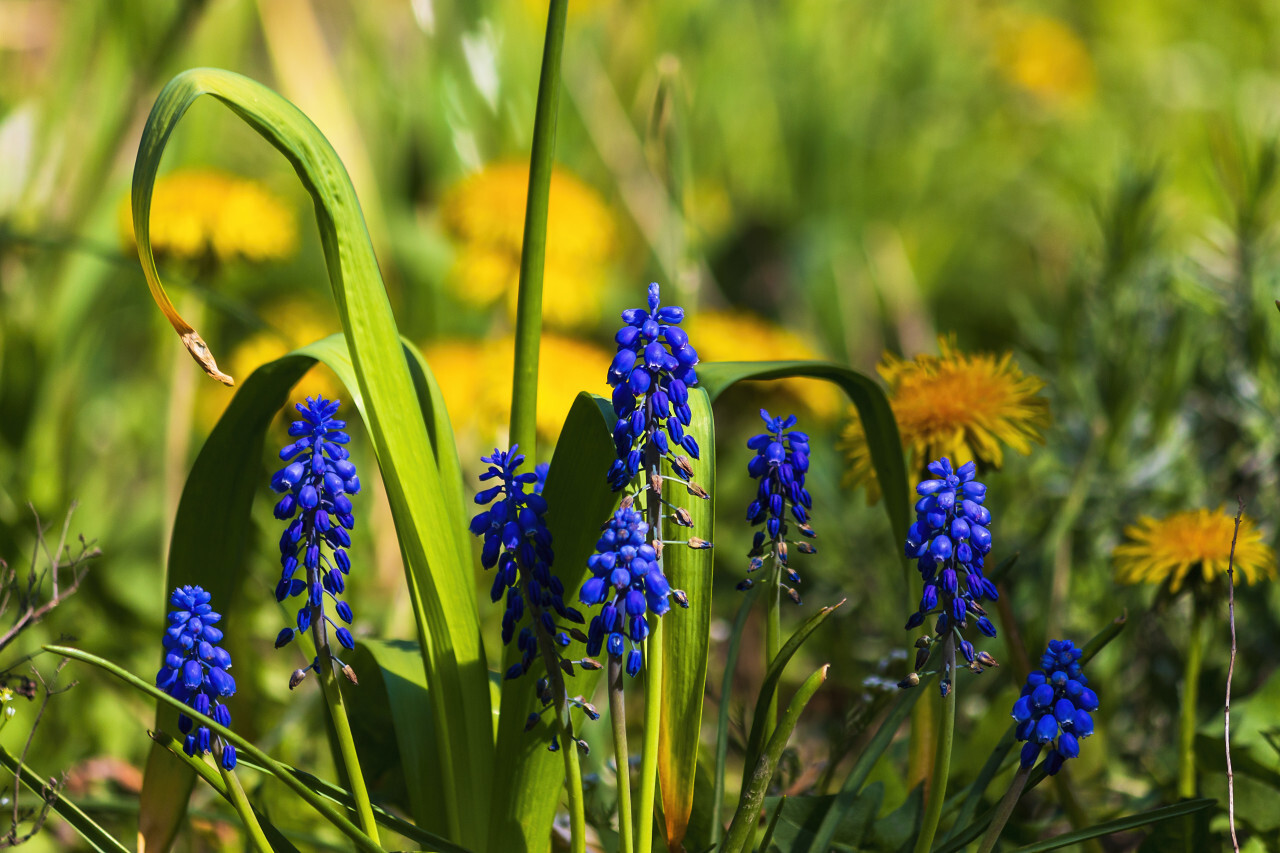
1013,639,1098,775
904,458,998,670
606,282,700,491
739,410,817,598
470,448,595,752
269,397,360,674
156,585,237,769
470,447,587,676
580,500,686,677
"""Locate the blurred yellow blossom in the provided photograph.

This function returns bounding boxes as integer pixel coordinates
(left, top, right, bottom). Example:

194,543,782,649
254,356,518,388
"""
1113,509,1275,593
441,162,616,329
118,168,297,264
198,298,342,426
425,332,610,443
993,12,1094,105
841,336,1049,502
683,311,841,419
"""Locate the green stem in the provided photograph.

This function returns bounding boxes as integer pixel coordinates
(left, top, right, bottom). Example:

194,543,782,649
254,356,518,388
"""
711,591,756,847
637,439,664,853
609,655,635,853
311,607,380,844
509,0,569,455
913,634,956,853
534,604,586,853
220,763,274,853
1179,601,1206,799
637,618,663,852
765,559,782,740
976,764,1031,853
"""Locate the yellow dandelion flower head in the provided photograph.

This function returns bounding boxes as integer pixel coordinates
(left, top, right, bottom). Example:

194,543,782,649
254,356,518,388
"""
425,332,611,444
198,297,341,427
840,336,1049,502
992,12,1095,105
441,162,616,329
682,311,841,420
118,168,297,264
1113,509,1276,594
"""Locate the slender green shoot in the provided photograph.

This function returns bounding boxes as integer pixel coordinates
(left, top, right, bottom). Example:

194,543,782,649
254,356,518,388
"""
509,0,569,456
220,763,274,853
913,634,956,853
976,764,1032,853
636,445,664,853
711,590,756,847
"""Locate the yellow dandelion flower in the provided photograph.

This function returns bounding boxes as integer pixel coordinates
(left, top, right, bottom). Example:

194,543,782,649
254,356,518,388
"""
1114,509,1276,593
441,162,616,329
682,311,841,420
840,336,1049,502
992,12,1095,105
118,168,297,263
424,332,611,443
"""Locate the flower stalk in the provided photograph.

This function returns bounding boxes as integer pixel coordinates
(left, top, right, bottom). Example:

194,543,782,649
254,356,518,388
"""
1179,599,1206,799
636,436,664,853
976,763,1032,853
913,633,956,853
609,654,635,853
219,762,273,853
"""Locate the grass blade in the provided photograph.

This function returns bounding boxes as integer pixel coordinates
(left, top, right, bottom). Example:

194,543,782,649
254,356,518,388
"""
1009,799,1216,852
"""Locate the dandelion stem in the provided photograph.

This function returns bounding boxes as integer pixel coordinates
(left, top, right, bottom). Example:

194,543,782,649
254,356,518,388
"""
310,604,380,844
1225,498,1244,853
609,654,635,853
913,634,955,853
976,764,1031,853
1179,599,1206,800
220,763,273,853
509,0,568,455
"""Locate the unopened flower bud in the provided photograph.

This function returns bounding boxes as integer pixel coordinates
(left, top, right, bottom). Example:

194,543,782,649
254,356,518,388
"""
672,507,694,527
342,665,358,685
897,672,920,689
289,668,309,690
686,482,710,499
687,537,712,549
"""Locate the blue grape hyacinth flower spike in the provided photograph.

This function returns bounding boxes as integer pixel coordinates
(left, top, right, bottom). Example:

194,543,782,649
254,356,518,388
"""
1013,639,1098,775
470,446,594,752
579,496,687,679
606,282,702,492
269,396,360,686
739,409,816,602
901,457,1000,693
155,585,238,769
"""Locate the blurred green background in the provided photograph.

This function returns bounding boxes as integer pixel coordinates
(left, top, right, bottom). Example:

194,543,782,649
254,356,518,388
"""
2,0,1280,849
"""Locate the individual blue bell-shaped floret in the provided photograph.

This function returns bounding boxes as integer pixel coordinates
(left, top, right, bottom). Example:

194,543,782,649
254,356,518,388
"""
901,457,1000,694
740,409,816,601
1013,639,1096,775
606,282,702,491
579,498,687,677
470,447,594,752
269,397,361,683
155,586,238,769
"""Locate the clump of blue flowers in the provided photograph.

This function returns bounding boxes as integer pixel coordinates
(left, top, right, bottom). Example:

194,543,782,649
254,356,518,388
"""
902,458,999,691
269,396,360,683
155,585,238,769
580,498,687,677
470,447,594,752
606,282,701,491
1013,639,1098,775
739,409,816,601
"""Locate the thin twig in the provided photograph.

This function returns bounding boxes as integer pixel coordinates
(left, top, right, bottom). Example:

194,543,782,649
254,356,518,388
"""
1224,497,1243,853
0,506,99,657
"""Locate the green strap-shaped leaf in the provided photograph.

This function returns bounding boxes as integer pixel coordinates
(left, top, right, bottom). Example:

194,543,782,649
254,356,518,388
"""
131,69,490,848
696,361,908,547
659,387,716,851
0,747,132,853
487,392,620,852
